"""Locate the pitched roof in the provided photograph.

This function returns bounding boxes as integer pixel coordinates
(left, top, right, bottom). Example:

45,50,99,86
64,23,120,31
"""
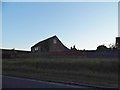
31,35,58,48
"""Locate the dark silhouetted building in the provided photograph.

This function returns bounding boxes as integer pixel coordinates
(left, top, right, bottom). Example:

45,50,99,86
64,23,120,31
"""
116,37,120,49
31,35,69,53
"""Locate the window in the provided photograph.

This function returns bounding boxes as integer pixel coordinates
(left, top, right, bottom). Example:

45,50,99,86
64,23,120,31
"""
53,39,57,44
35,47,38,51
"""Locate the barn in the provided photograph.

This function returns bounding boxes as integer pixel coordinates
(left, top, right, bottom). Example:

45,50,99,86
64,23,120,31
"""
31,35,69,53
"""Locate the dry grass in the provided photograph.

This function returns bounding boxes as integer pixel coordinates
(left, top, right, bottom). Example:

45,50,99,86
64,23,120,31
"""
2,57,118,88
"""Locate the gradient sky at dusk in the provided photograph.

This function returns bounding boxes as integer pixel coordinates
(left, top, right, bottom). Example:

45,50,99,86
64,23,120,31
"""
2,2,118,51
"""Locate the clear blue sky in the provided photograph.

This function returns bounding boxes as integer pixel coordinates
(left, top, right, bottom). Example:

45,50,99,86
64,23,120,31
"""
2,2,118,51
0,2,2,48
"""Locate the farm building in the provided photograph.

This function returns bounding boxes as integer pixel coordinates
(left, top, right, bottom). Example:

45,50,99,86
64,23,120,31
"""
116,37,120,49
31,35,69,53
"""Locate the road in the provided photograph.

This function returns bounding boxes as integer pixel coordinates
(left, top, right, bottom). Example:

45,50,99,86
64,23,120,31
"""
2,75,93,88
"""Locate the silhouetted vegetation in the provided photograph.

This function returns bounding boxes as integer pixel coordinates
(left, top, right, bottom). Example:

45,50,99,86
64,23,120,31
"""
108,44,116,49
96,45,108,50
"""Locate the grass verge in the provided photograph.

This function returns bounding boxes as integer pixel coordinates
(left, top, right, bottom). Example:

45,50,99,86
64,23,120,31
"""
2,57,118,88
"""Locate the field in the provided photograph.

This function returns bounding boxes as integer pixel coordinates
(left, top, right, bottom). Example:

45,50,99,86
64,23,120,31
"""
2,57,118,88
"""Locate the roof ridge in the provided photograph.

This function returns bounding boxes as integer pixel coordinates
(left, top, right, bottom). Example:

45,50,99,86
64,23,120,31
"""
31,35,58,47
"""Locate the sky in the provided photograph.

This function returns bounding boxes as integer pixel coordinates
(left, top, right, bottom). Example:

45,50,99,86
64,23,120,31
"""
0,2,1,46
2,2,118,51
118,1,120,37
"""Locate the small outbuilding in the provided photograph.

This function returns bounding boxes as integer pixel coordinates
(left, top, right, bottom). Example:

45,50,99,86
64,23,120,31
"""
31,35,69,53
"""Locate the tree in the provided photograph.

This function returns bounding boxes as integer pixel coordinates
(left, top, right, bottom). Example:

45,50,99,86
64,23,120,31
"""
97,45,108,50
108,44,116,49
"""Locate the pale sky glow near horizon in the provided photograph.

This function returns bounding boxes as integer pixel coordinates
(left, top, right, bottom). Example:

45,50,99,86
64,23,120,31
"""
2,2,118,51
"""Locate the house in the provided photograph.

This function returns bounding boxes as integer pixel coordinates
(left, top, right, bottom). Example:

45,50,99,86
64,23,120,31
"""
31,35,69,53
116,37,120,49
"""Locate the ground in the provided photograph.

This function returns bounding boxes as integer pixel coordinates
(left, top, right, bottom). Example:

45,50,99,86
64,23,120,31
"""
2,57,118,88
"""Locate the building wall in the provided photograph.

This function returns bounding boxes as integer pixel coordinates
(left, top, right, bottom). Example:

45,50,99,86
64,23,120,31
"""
116,37,120,49
31,36,69,53
85,49,119,58
31,41,49,53
49,37,68,52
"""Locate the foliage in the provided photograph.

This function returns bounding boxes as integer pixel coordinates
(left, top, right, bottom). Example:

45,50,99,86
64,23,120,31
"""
96,45,108,50
108,44,116,49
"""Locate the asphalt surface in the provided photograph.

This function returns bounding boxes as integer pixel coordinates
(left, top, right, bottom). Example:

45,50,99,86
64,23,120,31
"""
2,75,93,88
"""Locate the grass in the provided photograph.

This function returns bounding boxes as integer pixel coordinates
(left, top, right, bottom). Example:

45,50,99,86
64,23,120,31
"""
2,57,118,88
